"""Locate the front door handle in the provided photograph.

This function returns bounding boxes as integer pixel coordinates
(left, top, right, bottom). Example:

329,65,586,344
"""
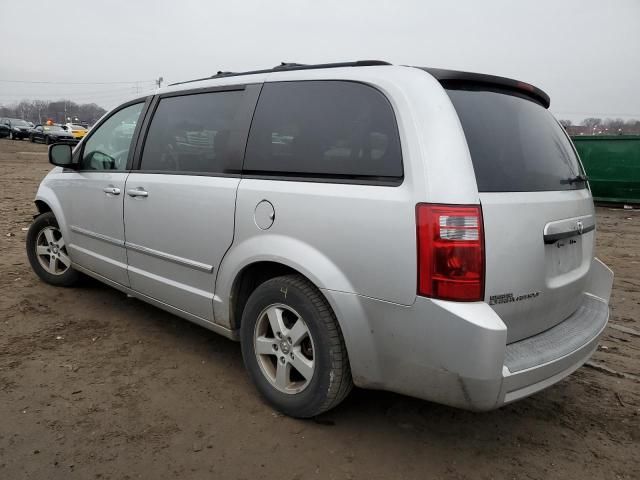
103,186,121,195
127,188,149,198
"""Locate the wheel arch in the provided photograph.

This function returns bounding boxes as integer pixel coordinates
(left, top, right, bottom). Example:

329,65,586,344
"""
35,199,52,215
214,235,356,333
33,187,70,242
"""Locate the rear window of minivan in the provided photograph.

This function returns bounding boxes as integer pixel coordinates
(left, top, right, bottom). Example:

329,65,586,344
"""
446,87,585,192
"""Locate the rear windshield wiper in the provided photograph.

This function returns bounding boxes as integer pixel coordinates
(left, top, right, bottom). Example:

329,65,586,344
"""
560,173,588,185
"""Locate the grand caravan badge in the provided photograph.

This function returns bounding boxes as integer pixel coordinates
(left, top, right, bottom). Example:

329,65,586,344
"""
489,291,541,306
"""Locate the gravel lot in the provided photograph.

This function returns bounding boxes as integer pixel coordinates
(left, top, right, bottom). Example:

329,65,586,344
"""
0,139,638,480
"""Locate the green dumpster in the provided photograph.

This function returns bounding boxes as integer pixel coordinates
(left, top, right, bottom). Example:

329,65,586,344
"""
571,135,640,204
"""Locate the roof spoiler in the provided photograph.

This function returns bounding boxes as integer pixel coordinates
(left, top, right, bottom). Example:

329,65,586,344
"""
421,67,551,109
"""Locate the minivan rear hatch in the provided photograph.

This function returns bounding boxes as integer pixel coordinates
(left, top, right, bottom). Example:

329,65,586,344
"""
432,71,594,343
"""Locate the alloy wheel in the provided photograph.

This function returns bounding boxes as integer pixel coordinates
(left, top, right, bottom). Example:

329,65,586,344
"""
253,304,315,394
35,226,71,275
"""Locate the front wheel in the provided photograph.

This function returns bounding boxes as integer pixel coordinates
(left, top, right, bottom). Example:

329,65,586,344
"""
26,212,79,287
45,135,51,145
241,274,352,418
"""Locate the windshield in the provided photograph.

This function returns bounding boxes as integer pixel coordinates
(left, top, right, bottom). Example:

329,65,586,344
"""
10,119,29,126
446,88,584,192
45,125,65,132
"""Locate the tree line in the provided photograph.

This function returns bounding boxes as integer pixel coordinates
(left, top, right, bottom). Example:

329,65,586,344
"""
0,100,107,126
559,117,640,134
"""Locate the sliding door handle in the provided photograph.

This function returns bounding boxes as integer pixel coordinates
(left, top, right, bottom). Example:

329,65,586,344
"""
103,186,121,195
127,188,149,198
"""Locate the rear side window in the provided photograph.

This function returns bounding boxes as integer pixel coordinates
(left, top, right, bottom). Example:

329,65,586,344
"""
140,90,245,174
244,81,402,181
446,88,585,192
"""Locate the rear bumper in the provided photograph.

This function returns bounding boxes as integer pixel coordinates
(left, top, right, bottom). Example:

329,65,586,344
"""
324,257,613,410
499,293,607,405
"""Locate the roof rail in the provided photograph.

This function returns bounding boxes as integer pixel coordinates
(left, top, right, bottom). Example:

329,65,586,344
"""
169,60,391,86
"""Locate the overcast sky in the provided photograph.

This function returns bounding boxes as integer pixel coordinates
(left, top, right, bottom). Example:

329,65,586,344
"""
1,0,638,122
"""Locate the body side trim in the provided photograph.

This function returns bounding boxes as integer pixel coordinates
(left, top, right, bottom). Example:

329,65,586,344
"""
70,226,213,273
125,241,214,273
70,225,124,246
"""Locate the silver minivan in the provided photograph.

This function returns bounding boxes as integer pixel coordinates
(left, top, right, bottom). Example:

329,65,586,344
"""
27,61,613,418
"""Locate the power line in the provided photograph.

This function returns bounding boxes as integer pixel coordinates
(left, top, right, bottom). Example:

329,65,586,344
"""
0,87,147,97
0,79,156,85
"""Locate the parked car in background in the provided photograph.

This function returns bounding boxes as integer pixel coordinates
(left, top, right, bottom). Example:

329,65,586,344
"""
27,61,614,418
1,118,32,140
29,124,78,144
64,123,88,140
0,121,10,138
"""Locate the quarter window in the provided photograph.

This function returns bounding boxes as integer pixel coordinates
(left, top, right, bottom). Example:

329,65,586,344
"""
80,102,144,171
140,90,245,174
244,81,403,180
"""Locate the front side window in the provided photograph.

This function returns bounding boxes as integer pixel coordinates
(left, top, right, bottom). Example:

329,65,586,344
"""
244,81,403,180
140,90,245,174
80,102,144,171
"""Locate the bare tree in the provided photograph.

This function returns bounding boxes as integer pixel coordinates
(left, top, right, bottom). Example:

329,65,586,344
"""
0,99,106,125
582,117,602,129
33,100,50,124
603,118,626,132
559,119,572,128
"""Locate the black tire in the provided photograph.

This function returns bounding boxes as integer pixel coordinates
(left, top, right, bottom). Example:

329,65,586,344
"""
26,212,79,287
240,274,352,418
9,131,14,140
29,135,34,143
45,135,51,145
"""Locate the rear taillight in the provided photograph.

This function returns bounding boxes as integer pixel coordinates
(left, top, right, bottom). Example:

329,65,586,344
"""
416,204,484,301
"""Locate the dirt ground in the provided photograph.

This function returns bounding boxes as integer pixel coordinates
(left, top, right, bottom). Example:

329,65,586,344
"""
0,139,638,480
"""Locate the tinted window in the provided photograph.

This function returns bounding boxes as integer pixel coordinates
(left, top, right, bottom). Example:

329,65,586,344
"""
446,88,584,192
140,90,245,173
80,102,144,171
244,81,402,180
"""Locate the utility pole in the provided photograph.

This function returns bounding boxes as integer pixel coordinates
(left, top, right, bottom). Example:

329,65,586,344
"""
155,76,164,89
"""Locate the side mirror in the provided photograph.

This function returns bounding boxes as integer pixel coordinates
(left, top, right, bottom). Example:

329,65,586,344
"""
49,144,75,168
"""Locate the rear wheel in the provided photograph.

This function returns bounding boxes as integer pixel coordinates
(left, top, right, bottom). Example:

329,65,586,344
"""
241,274,352,418
26,212,79,287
